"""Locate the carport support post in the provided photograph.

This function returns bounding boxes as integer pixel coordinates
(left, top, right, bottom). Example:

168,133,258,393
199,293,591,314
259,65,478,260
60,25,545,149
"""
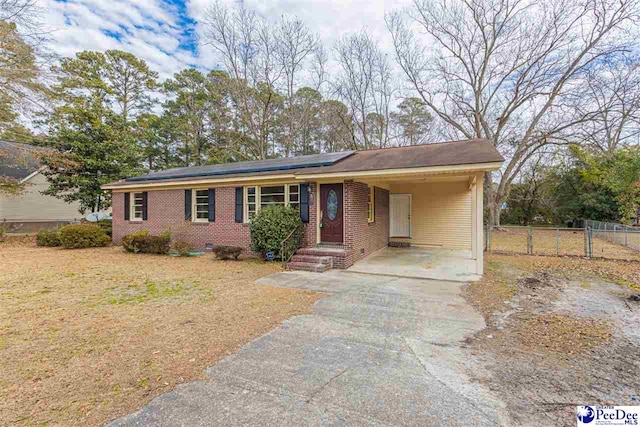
471,173,484,275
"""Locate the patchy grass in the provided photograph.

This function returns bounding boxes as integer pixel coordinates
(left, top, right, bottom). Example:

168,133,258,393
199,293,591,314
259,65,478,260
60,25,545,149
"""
465,253,639,426
0,242,323,426
463,259,516,317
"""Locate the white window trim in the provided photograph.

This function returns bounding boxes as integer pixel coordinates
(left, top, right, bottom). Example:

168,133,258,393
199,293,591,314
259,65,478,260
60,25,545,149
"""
130,192,144,221
368,185,375,223
243,184,300,223
192,189,209,223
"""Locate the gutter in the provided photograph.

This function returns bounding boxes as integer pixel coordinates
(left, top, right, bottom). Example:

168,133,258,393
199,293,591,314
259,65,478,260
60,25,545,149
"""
101,161,503,191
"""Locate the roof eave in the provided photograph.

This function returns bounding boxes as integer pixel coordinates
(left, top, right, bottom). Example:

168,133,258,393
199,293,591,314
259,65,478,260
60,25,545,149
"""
101,161,503,191
295,161,504,180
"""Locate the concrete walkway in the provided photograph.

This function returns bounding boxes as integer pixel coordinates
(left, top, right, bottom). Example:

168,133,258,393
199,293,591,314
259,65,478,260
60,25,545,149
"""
108,271,509,426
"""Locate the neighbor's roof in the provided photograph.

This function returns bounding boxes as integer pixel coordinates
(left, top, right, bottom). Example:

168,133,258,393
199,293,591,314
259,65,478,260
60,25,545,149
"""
0,139,46,180
104,139,503,189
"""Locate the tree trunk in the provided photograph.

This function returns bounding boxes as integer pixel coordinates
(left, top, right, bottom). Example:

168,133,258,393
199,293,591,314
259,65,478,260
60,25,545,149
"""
484,171,501,227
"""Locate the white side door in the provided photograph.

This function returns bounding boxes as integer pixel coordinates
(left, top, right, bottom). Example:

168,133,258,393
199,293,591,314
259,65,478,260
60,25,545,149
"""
390,194,411,237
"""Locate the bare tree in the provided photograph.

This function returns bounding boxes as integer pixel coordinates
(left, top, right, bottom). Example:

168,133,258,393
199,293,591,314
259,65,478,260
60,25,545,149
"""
202,2,325,159
333,31,393,149
274,17,321,155
572,54,640,155
387,0,639,225
1,0,42,38
202,3,273,160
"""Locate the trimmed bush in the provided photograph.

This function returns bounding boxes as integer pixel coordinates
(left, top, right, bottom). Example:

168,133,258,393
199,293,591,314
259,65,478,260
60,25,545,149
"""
122,230,149,252
250,205,302,259
172,241,193,256
122,230,171,254
212,245,243,260
36,229,61,247
59,224,110,249
96,219,112,237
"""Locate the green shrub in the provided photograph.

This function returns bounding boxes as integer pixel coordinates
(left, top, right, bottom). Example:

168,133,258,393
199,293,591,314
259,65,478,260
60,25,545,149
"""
212,245,243,260
122,230,170,254
36,229,61,247
250,205,302,259
59,224,110,249
0,224,7,242
172,241,193,256
122,230,149,252
96,219,112,237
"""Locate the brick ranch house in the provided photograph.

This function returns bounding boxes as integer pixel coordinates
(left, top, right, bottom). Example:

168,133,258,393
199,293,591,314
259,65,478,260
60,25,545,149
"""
103,139,503,274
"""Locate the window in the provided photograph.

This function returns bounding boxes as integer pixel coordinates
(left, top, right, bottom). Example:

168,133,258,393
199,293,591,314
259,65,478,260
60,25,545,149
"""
193,189,209,222
260,185,286,209
131,192,144,220
244,184,301,222
288,184,300,211
368,186,375,223
246,186,257,220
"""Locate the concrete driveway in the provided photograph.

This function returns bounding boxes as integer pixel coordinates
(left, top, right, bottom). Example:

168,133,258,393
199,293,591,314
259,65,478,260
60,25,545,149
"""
108,271,509,426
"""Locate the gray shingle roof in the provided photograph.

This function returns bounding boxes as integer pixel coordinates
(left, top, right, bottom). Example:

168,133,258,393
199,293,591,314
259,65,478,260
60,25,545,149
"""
105,139,504,188
0,139,44,180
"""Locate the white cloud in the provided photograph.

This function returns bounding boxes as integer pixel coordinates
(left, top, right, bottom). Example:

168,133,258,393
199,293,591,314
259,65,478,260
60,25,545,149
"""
41,0,412,81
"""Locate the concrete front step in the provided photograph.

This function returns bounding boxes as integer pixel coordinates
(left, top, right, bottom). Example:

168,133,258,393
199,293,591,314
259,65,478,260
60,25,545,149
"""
290,254,333,266
295,247,350,257
286,261,330,273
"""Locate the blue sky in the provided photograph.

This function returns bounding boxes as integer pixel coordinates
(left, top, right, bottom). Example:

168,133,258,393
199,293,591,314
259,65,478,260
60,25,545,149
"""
41,0,409,80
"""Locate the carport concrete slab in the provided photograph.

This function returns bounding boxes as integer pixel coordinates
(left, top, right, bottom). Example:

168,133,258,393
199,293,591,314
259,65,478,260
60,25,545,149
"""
348,247,481,282
108,270,509,427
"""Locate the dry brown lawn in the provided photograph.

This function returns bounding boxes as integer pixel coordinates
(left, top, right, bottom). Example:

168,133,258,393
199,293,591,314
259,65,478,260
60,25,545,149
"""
490,227,640,260
0,239,323,426
488,252,640,290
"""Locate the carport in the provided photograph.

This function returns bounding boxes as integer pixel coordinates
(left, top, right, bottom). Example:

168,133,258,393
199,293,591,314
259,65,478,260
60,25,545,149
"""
357,171,486,276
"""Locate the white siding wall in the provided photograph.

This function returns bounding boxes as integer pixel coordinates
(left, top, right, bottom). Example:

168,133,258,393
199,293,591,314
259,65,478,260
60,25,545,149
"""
389,181,472,250
0,173,83,220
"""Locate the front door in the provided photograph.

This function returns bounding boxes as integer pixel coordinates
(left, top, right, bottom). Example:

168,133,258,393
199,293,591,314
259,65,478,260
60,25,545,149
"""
390,194,411,237
320,183,343,243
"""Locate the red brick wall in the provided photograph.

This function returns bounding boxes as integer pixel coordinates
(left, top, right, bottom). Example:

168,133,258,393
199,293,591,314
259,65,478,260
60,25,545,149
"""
343,181,389,267
302,183,317,247
112,184,317,252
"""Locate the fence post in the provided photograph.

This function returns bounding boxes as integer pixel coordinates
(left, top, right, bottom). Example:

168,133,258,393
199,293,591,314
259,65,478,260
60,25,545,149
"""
584,226,588,258
625,226,628,247
556,228,560,256
527,225,533,255
584,227,593,258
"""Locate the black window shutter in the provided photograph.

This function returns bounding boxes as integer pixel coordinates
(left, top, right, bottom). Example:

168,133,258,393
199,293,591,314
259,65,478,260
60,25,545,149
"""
184,189,192,220
208,188,215,222
235,187,243,223
299,183,309,223
142,192,148,221
124,192,130,221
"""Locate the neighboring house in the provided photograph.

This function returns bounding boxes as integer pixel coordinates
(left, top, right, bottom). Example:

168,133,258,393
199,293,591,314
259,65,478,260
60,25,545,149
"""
103,139,503,274
0,139,83,231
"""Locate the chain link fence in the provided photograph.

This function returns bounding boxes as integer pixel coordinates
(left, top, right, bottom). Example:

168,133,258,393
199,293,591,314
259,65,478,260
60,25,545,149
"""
486,223,640,261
